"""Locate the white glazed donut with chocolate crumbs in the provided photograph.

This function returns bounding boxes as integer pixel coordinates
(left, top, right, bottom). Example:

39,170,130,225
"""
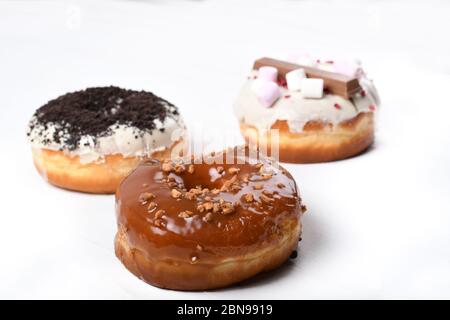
234,57,380,163
27,86,186,194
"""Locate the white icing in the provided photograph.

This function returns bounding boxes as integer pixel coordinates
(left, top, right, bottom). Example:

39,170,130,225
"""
234,60,379,132
28,110,186,164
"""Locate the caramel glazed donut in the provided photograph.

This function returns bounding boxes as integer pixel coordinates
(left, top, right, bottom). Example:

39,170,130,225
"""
27,86,186,194
115,148,306,290
234,56,381,163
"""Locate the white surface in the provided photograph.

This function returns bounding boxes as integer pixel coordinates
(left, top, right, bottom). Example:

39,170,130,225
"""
1,0,450,299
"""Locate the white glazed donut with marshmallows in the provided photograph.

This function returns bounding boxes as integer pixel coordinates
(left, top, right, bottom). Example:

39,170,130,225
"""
234,55,380,163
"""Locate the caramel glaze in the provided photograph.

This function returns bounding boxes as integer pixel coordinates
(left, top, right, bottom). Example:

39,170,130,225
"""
116,151,303,283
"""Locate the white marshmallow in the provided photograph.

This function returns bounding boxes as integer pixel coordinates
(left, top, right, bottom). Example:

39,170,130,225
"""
251,78,266,94
286,68,306,91
301,78,324,99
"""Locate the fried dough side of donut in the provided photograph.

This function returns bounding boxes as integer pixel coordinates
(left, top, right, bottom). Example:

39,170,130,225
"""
240,112,374,163
115,219,300,290
115,151,304,290
32,140,184,194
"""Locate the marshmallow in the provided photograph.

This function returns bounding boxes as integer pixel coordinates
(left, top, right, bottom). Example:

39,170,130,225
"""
251,78,266,94
285,68,306,91
301,78,324,99
255,81,280,108
258,66,278,82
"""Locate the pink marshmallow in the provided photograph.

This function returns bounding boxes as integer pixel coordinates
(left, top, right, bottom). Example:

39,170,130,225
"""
255,81,280,108
258,66,278,82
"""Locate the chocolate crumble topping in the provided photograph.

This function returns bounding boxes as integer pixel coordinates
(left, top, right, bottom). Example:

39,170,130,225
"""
28,86,179,150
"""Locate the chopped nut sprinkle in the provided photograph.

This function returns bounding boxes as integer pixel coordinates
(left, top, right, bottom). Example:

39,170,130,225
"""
213,202,220,213
178,210,193,218
161,162,173,172
197,204,205,213
221,202,235,215
222,206,234,215
253,184,263,190
203,212,213,222
244,193,254,203
155,209,165,219
184,192,196,200
204,202,214,211
154,219,164,227
168,182,177,188
191,255,198,263
188,164,195,174
260,194,274,204
255,163,264,169
147,202,157,211
211,188,220,195
171,189,182,199
196,244,203,251
217,166,224,174
228,167,240,175
221,175,237,192
204,196,212,202
190,187,203,195
231,184,241,192
174,164,185,173
260,173,273,180
139,192,155,204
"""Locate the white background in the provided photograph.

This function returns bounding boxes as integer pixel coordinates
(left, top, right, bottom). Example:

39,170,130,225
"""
1,0,450,299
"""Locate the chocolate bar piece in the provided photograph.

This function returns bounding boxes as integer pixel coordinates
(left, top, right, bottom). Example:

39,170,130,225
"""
253,57,361,99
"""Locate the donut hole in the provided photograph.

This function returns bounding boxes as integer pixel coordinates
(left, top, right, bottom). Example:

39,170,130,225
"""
176,166,226,191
